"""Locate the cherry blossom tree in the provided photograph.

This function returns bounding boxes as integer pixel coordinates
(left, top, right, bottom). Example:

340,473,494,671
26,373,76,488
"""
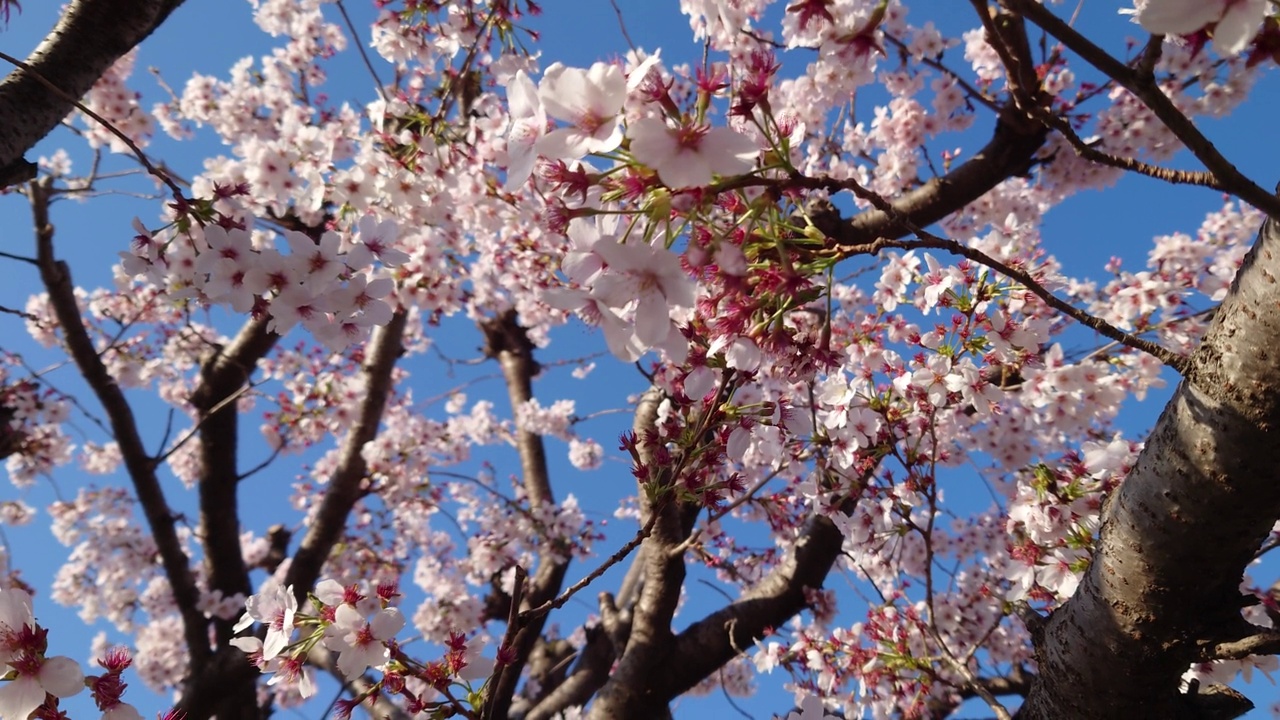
4,0,1280,718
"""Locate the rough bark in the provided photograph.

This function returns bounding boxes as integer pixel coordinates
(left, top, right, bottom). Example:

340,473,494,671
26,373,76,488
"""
0,0,187,185
1019,216,1280,718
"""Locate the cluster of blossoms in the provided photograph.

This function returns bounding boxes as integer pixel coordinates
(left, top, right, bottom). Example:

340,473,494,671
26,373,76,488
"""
231,578,493,715
0,361,71,488
0,586,166,719
78,49,154,156
120,215,403,351
4,0,1280,717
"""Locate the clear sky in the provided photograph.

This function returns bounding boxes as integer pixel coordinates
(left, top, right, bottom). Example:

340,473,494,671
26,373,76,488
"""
1,1,1279,719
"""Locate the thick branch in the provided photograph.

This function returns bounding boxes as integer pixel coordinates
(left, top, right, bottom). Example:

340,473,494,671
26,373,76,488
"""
0,0,187,185
284,311,407,595
174,313,406,719
587,388,696,720
190,317,276,687
1019,216,1280,717
29,177,206,662
927,666,1034,719
522,622,618,720
653,512,845,700
833,110,1046,246
1202,626,1280,661
479,310,571,720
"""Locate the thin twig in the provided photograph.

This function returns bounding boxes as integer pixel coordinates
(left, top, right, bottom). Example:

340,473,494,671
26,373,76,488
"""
943,653,1013,720
609,0,638,54
29,176,207,663
1005,0,1280,221
518,512,660,623
236,437,286,481
0,304,36,321
336,0,388,101
794,173,1190,372
150,382,255,467
669,466,785,557
0,250,38,266
1030,103,1226,190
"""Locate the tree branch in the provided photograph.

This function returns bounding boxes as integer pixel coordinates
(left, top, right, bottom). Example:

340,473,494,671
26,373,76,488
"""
522,618,621,720
29,176,206,664
0,0,187,186
186,316,277,715
478,310,573,720
171,312,408,719
651,511,847,701
1202,626,1280,661
819,218,1187,370
1004,0,1280,221
1019,215,1280,716
284,310,407,595
587,388,699,720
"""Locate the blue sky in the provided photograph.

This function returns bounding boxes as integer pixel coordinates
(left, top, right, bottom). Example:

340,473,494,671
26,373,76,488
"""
1,1,1279,718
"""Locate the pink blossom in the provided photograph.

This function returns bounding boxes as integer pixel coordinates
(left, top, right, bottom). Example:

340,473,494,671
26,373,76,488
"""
323,604,405,679
503,69,546,190
786,694,839,720
233,581,297,661
284,229,345,287
568,438,603,470
536,62,627,160
627,118,758,188
0,588,84,720
591,239,696,348
1134,0,1267,55
349,215,409,268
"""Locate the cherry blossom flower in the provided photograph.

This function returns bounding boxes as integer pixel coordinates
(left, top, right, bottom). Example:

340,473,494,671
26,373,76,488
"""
284,229,345,287
244,249,305,296
591,239,697,348
536,62,627,160
568,438,603,470
1134,0,1268,55
202,257,257,313
233,581,297,661
786,693,840,720
323,604,405,679
349,215,409,268
627,118,758,188
194,225,254,277
319,272,395,327
0,588,84,720
457,640,495,684
267,284,324,336
503,69,546,191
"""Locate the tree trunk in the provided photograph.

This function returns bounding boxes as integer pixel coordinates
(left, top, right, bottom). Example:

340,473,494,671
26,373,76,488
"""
1020,213,1280,717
